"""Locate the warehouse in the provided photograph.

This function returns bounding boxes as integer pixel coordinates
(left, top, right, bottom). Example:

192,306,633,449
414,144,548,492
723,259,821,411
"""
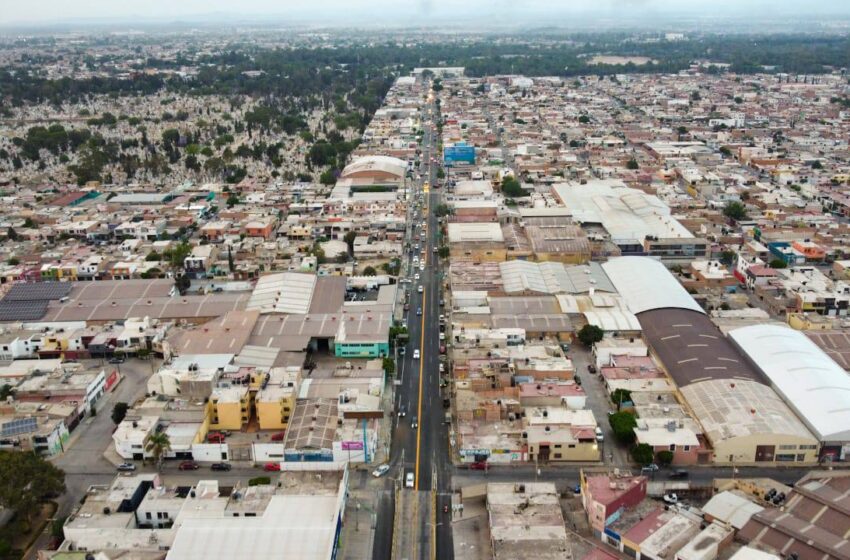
604,257,819,465
730,324,850,461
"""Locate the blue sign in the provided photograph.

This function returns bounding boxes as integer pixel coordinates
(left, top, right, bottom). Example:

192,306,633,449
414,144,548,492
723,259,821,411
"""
444,144,476,166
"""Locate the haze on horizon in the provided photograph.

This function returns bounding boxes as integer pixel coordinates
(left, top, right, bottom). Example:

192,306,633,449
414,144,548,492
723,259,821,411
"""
2,0,849,28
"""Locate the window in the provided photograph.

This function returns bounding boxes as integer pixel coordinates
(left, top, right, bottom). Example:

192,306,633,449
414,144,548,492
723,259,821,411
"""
669,444,676,452
776,454,795,462
146,512,152,520
554,444,562,449
553,453,562,459
568,444,576,449
683,445,690,452
800,444,817,450
778,444,796,450
796,454,806,462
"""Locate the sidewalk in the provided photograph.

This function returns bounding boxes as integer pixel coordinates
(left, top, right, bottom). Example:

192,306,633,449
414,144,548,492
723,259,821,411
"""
339,481,378,560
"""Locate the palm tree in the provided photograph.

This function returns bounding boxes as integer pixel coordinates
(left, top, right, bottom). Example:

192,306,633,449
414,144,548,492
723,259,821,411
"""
145,432,171,471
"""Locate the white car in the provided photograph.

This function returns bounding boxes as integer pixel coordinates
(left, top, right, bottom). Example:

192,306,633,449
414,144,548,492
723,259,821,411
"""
414,273,420,281
117,463,136,472
372,464,390,478
595,427,604,442
405,472,415,488
419,263,425,271
663,493,679,504
439,332,445,341
418,285,424,293
413,349,420,359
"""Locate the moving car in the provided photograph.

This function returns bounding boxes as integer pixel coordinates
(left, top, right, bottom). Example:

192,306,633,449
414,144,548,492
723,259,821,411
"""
405,472,415,488
264,463,281,472
211,463,232,471
411,416,418,429
178,461,200,471
117,463,136,472
418,285,424,293
669,469,689,479
398,404,407,418
416,307,422,316
372,464,390,478
413,349,420,359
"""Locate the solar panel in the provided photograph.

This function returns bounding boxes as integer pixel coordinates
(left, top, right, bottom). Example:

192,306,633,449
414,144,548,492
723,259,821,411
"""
3,282,72,302
0,300,49,321
0,417,38,437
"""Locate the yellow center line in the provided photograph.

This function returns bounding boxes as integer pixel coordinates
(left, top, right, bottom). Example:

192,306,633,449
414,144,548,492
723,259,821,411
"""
414,197,429,491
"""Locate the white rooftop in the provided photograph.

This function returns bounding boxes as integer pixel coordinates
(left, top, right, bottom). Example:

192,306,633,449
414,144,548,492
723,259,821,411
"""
247,273,316,315
729,324,850,443
603,256,704,315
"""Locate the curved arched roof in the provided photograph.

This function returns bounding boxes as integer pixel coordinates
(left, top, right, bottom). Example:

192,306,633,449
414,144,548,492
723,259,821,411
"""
602,257,704,315
340,155,406,179
729,324,850,443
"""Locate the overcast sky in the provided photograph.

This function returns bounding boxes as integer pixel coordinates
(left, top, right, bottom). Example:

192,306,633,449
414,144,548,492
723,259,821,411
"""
2,0,848,26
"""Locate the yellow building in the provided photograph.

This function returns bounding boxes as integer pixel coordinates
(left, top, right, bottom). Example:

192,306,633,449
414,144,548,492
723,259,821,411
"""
207,386,250,430
787,312,835,331
255,386,296,430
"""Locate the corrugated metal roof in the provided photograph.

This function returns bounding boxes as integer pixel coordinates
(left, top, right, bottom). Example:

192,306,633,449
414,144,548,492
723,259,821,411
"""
603,257,704,315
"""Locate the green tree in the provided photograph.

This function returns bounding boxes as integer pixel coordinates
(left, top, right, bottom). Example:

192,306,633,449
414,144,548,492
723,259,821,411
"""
608,412,637,445
0,451,66,524
0,384,14,400
382,357,395,375
6,227,19,241
769,258,788,269
578,115,590,124
501,176,526,197
723,201,748,221
610,388,632,409
226,194,240,207
145,432,171,471
363,266,377,276
626,158,639,170
577,324,604,347
719,250,736,266
23,217,36,228
145,250,161,261
319,169,337,185
6,257,19,266
343,231,357,256
111,402,129,425
438,246,450,259
656,450,674,466
631,443,654,465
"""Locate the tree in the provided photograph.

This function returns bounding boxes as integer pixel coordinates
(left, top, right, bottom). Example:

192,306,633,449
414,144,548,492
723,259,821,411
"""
6,227,19,241
0,384,14,400
145,432,171,470
363,266,377,276
631,443,654,466
6,257,19,266
226,194,240,207
656,450,674,466
769,258,788,269
501,176,526,197
723,201,748,221
438,246,450,259
608,412,637,445
610,389,632,409
111,402,129,425
719,250,736,266
343,231,357,256
0,451,66,524
578,115,590,124
227,246,235,273
23,217,36,228
626,158,639,170
382,357,395,376
145,250,161,262
319,169,337,185
174,273,191,295
577,324,604,347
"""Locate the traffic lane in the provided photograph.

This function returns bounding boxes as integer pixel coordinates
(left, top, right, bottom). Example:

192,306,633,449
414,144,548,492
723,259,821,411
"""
372,483,395,560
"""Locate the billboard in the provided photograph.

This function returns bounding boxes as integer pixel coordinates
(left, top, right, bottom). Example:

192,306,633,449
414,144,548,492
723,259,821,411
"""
444,144,476,166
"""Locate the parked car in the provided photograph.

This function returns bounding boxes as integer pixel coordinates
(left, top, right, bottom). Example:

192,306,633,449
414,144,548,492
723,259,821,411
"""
587,364,597,373
117,462,136,472
108,356,125,364
469,462,487,471
179,461,200,471
372,464,390,478
207,432,225,443
263,463,281,472
211,463,232,471
641,463,660,472
595,427,604,442
669,469,689,479
405,472,415,488
270,431,286,441
663,493,679,504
